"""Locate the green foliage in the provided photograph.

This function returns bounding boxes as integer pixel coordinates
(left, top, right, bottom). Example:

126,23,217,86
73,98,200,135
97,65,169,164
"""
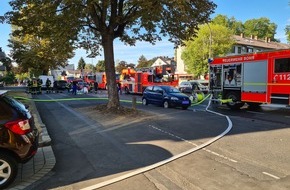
285,25,290,44
77,57,86,70
182,24,234,77
15,72,29,82
136,55,153,68
115,61,135,74
212,14,244,35
212,14,277,41
243,18,277,40
2,72,15,85
0,57,13,72
95,60,105,72
5,0,216,108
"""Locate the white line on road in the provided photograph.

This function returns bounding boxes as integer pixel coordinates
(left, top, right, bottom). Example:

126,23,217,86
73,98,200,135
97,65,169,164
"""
262,172,280,179
81,95,234,190
203,148,238,163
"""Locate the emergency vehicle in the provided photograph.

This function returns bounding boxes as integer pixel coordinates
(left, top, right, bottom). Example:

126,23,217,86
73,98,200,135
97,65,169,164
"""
209,49,290,109
87,72,120,89
121,68,179,94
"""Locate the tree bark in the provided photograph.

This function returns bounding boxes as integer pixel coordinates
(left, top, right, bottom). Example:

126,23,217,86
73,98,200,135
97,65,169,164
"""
102,34,120,109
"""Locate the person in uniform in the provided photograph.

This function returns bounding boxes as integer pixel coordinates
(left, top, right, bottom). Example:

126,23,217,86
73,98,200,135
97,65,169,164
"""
45,78,52,93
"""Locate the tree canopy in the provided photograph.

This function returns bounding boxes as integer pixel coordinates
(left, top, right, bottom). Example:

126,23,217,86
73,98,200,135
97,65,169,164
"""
212,14,278,41
6,0,216,109
182,24,234,78
136,55,153,68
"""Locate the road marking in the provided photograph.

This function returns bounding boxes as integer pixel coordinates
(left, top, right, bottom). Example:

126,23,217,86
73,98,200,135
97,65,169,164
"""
262,172,280,179
203,148,238,163
150,125,199,147
81,95,234,190
151,125,238,163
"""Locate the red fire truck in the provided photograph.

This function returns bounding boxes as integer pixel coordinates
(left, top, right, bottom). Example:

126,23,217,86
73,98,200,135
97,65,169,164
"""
209,49,290,109
121,68,179,94
85,72,120,89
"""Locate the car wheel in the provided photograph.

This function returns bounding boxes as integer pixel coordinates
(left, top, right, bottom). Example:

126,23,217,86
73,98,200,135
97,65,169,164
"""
163,100,169,108
0,153,18,189
142,98,148,105
182,106,189,110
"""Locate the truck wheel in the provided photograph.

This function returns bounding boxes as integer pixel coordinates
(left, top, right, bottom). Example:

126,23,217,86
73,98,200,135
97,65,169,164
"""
226,92,244,110
247,102,261,110
0,153,18,189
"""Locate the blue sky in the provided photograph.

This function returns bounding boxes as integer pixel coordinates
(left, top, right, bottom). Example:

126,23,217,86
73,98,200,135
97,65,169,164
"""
1,0,289,67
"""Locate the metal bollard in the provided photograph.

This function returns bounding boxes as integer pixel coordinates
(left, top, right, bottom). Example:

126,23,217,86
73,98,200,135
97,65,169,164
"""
132,96,136,109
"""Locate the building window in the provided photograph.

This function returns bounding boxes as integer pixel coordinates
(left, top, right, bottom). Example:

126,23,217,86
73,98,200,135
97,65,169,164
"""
247,48,253,53
237,47,242,54
231,46,236,54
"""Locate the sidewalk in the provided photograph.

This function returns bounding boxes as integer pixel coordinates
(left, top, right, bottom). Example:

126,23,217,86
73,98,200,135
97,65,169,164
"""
7,96,56,190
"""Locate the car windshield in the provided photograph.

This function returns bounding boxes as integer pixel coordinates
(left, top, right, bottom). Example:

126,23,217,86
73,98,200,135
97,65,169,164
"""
162,86,180,93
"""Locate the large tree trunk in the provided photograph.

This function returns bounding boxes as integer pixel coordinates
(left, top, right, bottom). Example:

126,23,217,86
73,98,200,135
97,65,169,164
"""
102,34,121,109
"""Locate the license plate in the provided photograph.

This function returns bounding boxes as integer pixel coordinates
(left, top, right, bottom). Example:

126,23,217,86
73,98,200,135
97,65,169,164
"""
182,101,189,104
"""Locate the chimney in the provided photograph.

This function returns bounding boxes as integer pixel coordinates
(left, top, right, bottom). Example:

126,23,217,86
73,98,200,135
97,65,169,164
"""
265,37,268,43
268,38,271,43
240,33,244,38
250,35,253,39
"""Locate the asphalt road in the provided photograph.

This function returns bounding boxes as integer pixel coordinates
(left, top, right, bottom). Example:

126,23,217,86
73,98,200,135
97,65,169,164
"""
25,91,290,190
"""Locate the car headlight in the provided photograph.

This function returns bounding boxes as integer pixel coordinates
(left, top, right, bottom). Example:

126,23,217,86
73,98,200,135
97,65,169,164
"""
170,97,179,100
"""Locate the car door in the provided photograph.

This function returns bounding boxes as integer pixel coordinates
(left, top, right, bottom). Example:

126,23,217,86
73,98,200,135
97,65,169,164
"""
152,86,164,105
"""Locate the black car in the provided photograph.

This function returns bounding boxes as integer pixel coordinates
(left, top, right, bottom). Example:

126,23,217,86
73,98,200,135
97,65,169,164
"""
53,80,68,92
142,85,191,109
0,90,39,189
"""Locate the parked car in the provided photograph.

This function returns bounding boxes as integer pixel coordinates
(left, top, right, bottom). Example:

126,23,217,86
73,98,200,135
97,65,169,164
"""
0,90,39,189
142,85,191,109
53,80,68,92
178,80,209,94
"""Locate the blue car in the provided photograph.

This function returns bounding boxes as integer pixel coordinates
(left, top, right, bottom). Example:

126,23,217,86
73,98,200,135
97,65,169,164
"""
142,85,191,110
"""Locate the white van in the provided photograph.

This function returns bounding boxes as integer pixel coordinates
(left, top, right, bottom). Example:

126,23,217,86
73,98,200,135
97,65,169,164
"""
38,75,54,89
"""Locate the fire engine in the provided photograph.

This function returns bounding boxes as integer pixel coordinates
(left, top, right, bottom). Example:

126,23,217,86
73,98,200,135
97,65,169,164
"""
121,67,179,94
85,72,120,89
209,49,290,109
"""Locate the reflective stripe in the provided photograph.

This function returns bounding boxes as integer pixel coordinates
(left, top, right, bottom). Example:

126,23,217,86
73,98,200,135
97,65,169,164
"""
243,82,266,86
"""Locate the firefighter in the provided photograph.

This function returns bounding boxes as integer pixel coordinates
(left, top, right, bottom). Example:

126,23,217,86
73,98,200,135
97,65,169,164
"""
27,79,32,93
94,81,98,93
37,78,42,94
66,82,72,93
31,78,38,94
45,78,52,93
117,82,122,95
